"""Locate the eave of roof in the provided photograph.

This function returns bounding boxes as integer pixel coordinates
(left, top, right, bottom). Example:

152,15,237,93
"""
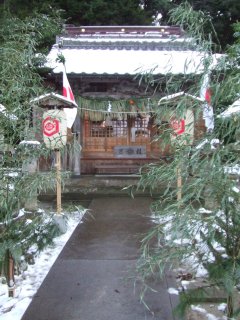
46,47,221,76
158,91,204,104
30,92,77,108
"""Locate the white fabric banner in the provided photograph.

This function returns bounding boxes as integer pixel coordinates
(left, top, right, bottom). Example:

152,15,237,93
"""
62,68,78,128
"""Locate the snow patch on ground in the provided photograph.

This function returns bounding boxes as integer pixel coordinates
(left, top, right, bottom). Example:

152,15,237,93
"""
191,305,223,320
152,209,230,319
168,287,179,295
0,208,86,320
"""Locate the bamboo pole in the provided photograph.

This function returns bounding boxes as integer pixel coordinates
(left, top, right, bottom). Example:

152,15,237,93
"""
55,149,61,214
177,166,182,201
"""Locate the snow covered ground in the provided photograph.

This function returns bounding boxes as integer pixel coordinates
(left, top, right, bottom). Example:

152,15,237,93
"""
1,193,239,320
0,208,86,320
151,210,230,320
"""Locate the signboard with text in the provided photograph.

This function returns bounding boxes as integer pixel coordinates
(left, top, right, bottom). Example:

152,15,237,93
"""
114,146,146,158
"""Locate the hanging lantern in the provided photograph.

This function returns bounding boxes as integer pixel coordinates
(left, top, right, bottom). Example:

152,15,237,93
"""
42,109,67,150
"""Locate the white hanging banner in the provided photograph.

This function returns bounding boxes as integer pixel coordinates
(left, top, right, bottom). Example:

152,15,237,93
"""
62,68,78,128
199,73,214,132
42,109,67,149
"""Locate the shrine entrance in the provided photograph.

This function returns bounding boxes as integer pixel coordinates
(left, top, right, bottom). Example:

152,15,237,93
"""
81,114,162,174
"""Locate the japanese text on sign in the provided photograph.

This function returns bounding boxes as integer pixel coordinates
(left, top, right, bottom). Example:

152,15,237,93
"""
114,146,146,158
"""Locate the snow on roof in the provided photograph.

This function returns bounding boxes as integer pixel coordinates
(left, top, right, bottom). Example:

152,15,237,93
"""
46,46,221,76
58,35,190,44
219,98,240,118
158,91,204,104
30,92,77,108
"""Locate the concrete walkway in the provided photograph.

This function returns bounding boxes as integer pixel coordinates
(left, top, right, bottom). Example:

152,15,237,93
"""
21,197,178,320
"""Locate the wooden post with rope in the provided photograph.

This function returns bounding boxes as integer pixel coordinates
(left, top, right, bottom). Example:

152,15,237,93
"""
169,109,194,204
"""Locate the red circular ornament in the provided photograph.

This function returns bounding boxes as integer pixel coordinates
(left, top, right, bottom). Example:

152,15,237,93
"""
170,118,185,135
42,116,60,137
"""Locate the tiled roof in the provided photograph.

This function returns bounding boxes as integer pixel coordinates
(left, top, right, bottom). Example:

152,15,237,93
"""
46,25,221,76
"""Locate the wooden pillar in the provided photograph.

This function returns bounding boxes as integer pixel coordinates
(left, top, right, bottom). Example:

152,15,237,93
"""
7,251,15,297
127,116,132,145
55,149,61,214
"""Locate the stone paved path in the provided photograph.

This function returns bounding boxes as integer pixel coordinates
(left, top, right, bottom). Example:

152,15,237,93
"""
21,197,178,320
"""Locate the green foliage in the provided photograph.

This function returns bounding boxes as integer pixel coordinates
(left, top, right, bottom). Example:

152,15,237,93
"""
138,132,240,318
136,4,240,319
0,12,66,290
140,0,173,23
2,0,240,49
183,0,240,50
2,0,150,26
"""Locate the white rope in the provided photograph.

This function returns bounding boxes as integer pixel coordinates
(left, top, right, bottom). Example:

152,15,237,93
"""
79,106,156,114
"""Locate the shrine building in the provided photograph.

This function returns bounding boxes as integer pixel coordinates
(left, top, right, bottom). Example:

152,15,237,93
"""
36,25,220,175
